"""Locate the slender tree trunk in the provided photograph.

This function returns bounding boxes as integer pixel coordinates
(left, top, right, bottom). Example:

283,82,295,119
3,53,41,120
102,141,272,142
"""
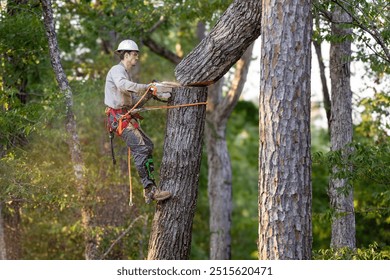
329,7,356,249
313,40,331,131
206,43,254,259
258,0,312,260
0,201,22,259
206,80,232,260
40,0,98,259
0,203,6,260
147,86,207,260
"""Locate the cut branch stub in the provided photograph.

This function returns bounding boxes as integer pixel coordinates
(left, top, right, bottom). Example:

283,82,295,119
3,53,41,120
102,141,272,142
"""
175,0,262,86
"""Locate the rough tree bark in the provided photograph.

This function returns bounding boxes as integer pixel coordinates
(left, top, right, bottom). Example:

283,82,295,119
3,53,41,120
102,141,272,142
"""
147,87,207,259
0,202,22,259
40,0,98,259
258,0,312,259
206,43,254,260
329,7,356,249
175,0,262,86
0,203,6,260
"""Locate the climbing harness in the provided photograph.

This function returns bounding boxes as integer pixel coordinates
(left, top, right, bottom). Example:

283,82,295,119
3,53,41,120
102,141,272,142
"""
109,130,116,165
105,84,207,206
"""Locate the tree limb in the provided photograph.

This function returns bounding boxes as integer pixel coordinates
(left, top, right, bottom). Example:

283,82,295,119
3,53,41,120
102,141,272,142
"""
142,37,182,65
175,0,262,85
100,215,147,260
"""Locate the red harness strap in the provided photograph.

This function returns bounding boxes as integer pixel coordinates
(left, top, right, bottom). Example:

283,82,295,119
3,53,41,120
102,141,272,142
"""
105,107,142,136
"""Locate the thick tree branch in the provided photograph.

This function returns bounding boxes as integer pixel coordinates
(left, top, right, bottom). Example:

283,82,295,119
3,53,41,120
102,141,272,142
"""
100,215,147,260
175,0,261,86
140,16,182,65
142,37,182,65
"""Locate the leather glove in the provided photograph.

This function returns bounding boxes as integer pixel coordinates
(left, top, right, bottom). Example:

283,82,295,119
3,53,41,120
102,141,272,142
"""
155,84,173,99
156,92,171,99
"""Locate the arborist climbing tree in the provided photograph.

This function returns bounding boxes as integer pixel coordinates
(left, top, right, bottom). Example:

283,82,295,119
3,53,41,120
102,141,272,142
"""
104,39,172,204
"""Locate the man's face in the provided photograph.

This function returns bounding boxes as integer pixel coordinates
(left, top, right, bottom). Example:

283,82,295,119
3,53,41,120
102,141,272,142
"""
124,51,139,69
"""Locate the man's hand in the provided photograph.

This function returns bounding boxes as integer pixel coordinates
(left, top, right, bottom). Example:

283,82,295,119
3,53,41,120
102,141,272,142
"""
156,92,171,99
155,84,173,100
147,84,158,96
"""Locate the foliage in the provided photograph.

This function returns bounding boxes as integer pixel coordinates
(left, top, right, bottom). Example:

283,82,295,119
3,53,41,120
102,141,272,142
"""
313,242,390,260
53,0,232,80
0,1,56,148
313,0,390,73
312,133,390,251
227,101,259,259
311,89,390,254
311,0,389,256
311,128,332,249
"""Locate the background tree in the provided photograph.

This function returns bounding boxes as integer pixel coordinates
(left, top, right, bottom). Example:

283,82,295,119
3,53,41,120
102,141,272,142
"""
313,0,390,251
0,0,53,259
206,43,255,259
40,0,98,259
0,203,5,259
258,0,313,259
328,5,356,249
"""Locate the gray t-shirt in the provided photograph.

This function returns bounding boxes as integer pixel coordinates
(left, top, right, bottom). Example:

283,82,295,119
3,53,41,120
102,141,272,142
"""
104,62,149,109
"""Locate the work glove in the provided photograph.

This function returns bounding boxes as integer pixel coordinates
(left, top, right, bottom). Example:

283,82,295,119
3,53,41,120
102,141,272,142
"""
155,84,173,99
156,92,171,99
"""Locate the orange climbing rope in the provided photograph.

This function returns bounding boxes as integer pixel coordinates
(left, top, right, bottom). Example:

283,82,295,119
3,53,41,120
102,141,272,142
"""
127,148,133,207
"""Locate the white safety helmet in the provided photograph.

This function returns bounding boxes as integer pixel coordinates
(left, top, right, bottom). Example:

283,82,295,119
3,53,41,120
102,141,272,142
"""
115,39,139,54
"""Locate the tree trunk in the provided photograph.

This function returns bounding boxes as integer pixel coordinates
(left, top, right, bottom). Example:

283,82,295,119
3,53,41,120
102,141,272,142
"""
0,203,6,260
147,86,207,260
41,0,98,259
206,43,254,260
258,0,312,260
175,0,261,86
313,40,331,132
147,0,261,260
0,202,22,259
329,7,356,249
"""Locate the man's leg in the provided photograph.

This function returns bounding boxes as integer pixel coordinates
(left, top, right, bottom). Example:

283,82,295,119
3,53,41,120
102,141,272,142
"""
121,126,171,203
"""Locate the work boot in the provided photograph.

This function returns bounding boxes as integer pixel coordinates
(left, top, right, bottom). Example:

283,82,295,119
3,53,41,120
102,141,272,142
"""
144,185,171,204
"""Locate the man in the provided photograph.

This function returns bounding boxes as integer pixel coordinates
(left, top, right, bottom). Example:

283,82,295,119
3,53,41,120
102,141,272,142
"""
105,39,171,204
